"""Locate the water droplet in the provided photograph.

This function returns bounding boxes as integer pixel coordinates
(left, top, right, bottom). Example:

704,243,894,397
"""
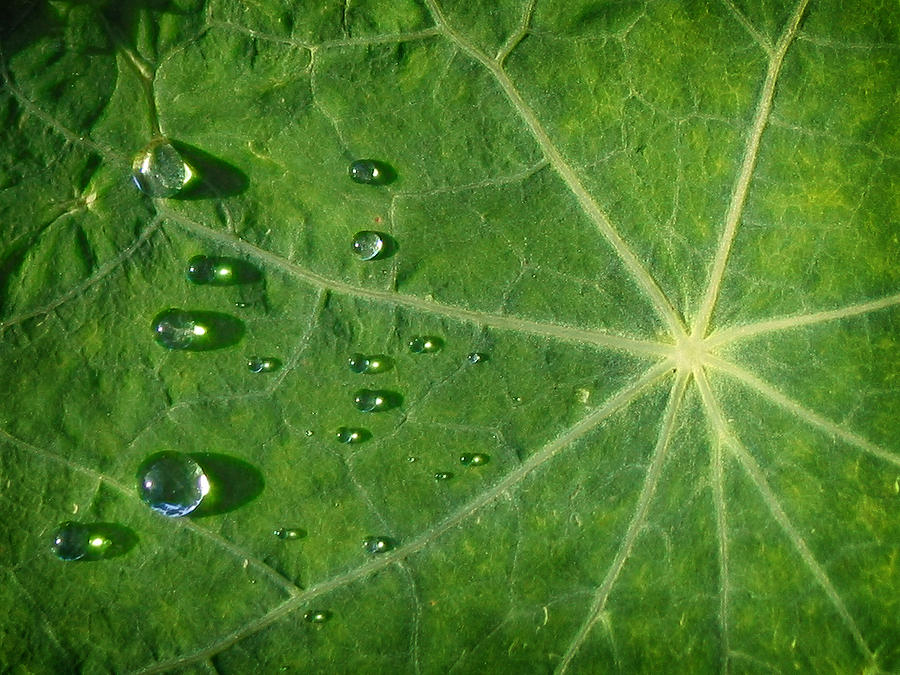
132,138,194,197
466,352,487,364
362,536,394,554
348,353,391,374
353,389,393,412
248,357,281,373
304,609,332,624
273,527,305,540
407,456,418,463
335,427,370,444
408,336,443,354
304,429,314,437
351,231,385,261
348,159,393,185
151,308,244,350
434,471,454,481
186,255,261,285
51,522,110,561
136,451,210,517
460,453,489,466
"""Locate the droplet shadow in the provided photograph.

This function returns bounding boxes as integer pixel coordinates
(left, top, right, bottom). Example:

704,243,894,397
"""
170,141,249,199
188,453,264,516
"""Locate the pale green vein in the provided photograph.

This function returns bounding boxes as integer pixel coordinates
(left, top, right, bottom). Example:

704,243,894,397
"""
157,205,672,358
706,291,900,347
206,19,441,50
424,0,687,341
692,0,809,339
706,355,900,468
556,369,689,674
496,0,537,64
0,428,299,595
133,360,676,674
720,0,773,54
710,426,731,673
694,369,875,665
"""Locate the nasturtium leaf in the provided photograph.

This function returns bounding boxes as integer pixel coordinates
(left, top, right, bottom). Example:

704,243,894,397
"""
1,0,898,673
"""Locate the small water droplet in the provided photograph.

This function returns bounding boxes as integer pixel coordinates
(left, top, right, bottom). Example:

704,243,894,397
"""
362,536,394,554
273,527,304,540
136,452,209,517
51,522,110,561
348,353,370,373
353,389,393,412
248,357,281,373
186,255,261,285
434,471,454,481
132,138,194,197
466,352,487,364
335,427,369,444
348,353,391,374
151,308,243,351
304,429,314,437
460,453,489,467
408,336,443,354
348,159,393,185
407,456,418,463
304,609,332,624
351,231,385,261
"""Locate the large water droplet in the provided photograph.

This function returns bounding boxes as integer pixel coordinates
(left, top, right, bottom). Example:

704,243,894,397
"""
151,308,244,350
132,139,194,197
336,427,369,444
348,159,393,185
351,231,385,261
51,522,111,561
353,389,395,412
248,357,281,373
348,353,390,374
362,536,394,554
409,336,443,354
186,255,262,285
136,451,210,517
460,453,489,466
304,609,332,624
273,527,305,540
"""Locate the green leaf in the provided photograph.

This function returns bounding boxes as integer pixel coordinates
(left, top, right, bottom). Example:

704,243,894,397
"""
1,0,898,672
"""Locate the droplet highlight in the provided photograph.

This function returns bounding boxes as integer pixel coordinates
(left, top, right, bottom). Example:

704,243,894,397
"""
460,453,489,466
348,159,393,185
248,357,281,373
304,609,332,624
351,231,385,261
336,427,369,444
408,336,443,354
434,471,454,481
132,138,194,197
353,389,393,412
51,522,110,561
136,451,210,517
363,536,394,554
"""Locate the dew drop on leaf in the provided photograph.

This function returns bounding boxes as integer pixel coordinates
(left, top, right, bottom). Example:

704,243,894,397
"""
304,610,332,624
353,389,389,412
335,427,368,444
466,352,487,364
348,353,389,374
460,453,489,467
186,255,261,285
136,452,210,517
362,536,394,554
434,471,454,481
151,308,244,350
51,522,110,561
408,336,443,354
348,353,370,373
348,159,392,185
351,231,385,261
248,357,280,373
273,527,304,540
131,138,194,197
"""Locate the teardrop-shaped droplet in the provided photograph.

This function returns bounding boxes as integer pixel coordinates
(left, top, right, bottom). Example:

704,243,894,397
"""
348,159,393,185
336,427,369,444
151,308,244,351
409,336,443,354
304,609,332,624
273,527,305,540
434,471,454,481
248,357,280,373
466,352,487,364
132,138,194,197
136,452,210,517
348,353,390,374
460,453,489,467
362,536,394,554
353,389,391,412
186,255,262,285
51,522,111,561
351,231,385,261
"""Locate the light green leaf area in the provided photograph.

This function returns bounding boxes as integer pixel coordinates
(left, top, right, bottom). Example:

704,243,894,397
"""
1,0,898,672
